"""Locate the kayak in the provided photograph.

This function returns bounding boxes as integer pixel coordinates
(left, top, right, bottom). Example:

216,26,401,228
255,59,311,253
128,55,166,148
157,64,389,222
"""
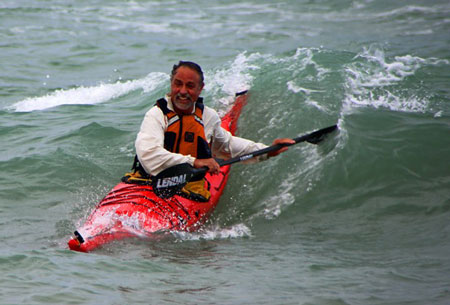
68,91,248,252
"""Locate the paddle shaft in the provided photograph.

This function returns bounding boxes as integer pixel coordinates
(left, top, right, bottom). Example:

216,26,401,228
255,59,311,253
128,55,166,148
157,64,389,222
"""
152,124,338,197
216,124,337,167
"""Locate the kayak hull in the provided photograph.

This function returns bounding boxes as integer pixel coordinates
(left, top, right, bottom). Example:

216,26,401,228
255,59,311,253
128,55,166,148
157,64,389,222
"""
68,92,247,252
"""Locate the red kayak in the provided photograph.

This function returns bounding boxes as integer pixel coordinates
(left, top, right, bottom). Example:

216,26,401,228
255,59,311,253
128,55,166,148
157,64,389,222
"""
68,91,248,252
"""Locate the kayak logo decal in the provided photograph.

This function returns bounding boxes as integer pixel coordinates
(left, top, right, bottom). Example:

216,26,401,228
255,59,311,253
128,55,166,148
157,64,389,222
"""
155,174,187,188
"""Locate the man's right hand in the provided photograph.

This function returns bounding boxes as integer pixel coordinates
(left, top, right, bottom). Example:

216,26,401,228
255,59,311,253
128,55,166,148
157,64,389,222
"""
194,158,220,175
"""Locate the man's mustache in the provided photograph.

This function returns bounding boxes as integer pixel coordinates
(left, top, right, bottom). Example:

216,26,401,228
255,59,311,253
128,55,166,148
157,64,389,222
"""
176,93,193,102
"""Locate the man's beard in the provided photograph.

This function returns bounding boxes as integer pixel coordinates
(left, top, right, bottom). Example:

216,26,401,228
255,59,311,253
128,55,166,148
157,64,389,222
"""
173,93,194,112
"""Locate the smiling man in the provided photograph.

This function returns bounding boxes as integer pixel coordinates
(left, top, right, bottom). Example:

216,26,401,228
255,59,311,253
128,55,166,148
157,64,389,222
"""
132,61,293,200
170,62,204,114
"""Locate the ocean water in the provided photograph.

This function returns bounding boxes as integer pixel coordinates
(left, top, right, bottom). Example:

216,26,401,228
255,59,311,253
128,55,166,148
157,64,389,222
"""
1,0,449,304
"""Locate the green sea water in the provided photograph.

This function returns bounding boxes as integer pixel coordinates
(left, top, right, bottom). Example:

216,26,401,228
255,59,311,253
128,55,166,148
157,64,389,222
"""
1,1,449,304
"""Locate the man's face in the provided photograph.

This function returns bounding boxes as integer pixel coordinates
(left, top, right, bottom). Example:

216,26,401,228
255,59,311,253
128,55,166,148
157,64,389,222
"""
170,66,204,114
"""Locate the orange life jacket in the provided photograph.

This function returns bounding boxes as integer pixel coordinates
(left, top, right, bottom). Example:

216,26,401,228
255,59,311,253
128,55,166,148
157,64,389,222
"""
156,97,212,159
128,97,212,179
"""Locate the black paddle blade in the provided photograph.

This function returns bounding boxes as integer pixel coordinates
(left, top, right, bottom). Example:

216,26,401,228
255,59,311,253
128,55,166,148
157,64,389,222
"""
305,125,338,144
151,163,194,198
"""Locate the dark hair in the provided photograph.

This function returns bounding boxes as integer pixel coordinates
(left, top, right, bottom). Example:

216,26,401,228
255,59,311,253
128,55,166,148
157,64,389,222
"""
171,61,204,85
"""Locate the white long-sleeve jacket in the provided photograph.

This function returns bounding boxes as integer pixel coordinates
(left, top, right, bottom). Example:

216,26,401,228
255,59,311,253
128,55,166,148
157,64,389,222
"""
135,95,268,176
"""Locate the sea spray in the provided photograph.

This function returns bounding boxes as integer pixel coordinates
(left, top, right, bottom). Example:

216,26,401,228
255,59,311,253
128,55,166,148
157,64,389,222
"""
9,73,168,112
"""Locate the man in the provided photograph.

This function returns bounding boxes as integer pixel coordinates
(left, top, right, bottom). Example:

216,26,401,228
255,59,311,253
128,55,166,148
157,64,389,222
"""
133,61,294,200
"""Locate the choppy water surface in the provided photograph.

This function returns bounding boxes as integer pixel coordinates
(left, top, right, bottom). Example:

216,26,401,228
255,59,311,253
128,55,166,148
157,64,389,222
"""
1,1,449,304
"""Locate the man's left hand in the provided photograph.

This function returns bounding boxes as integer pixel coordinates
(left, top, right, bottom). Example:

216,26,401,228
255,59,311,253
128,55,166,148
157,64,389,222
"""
268,138,295,157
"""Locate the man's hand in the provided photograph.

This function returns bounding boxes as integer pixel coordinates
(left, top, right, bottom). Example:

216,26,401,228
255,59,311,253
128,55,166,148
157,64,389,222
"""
194,158,221,174
267,138,295,157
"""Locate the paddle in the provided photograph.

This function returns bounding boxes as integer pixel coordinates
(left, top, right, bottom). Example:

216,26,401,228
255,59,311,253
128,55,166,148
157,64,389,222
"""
152,124,338,198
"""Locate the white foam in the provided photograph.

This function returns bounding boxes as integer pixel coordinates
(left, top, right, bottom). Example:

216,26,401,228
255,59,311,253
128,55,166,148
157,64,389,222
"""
205,52,262,113
344,93,428,113
305,99,330,113
342,48,447,114
119,145,135,157
78,206,169,240
374,5,439,19
9,72,168,112
263,191,295,219
258,146,330,220
291,48,330,80
206,52,260,95
434,111,443,118
405,29,434,36
287,82,329,112
287,81,324,95
102,17,177,35
171,223,252,241
78,208,119,239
